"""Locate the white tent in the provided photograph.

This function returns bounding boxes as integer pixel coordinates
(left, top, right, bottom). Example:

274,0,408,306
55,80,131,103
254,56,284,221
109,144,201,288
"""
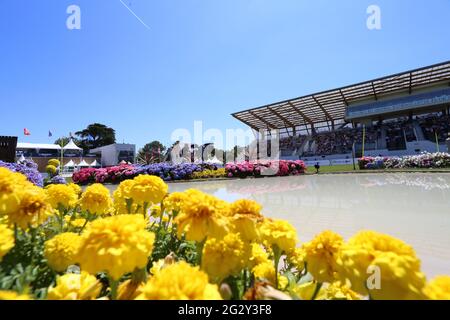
63,139,82,151
90,160,100,167
64,160,76,167
78,160,89,167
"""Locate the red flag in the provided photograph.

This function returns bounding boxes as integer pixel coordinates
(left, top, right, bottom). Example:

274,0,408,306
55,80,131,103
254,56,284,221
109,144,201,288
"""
24,128,31,136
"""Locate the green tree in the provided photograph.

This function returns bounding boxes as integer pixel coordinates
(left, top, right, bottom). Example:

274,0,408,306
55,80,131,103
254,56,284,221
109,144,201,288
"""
137,141,166,165
75,123,116,152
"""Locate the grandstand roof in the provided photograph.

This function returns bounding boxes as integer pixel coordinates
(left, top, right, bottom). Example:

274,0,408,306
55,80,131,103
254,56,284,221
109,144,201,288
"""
232,60,450,131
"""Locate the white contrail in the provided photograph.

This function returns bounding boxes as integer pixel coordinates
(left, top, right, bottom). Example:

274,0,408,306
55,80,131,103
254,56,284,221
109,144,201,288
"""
119,0,150,30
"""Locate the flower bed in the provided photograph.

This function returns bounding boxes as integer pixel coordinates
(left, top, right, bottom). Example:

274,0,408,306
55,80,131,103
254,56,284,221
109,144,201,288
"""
359,152,450,170
1,166,448,300
225,160,307,178
192,168,227,180
0,160,43,187
72,163,206,185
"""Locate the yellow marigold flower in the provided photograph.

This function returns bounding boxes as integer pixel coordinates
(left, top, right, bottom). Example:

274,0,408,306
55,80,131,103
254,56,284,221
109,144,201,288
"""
259,218,298,254
288,247,306,273
8,185,51,230
231,199,262,216
150,204,162,217
46,184,78,210
46,165,57,175
0,290,31,300
423,276,450,300
150,259,166,275
48,159,61,167
130,175,168,206
64,216,88,228
150,254,176,275
252,261,288,290
319,282,362,300
113,180,138,214
136,261,222,300
0,167,29,215
229,199,264,241
67,183,82,197
44,232,81,272
47,272,102,300
0,224,14,261
301,231,344,283
76,214,155,280
336,231,426,300
292,282,324,300
79,183,113,215
202,233,250,282
163,192,187,213
174,189,229,242
248,243,270,269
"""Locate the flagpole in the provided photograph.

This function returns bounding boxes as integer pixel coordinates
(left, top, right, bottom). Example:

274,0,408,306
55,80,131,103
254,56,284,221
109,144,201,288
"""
435,130,440,153
61,139,64,175
362,125,366,158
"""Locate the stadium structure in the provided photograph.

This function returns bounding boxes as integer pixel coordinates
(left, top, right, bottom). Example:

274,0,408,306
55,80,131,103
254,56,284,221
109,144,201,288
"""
232,61,450,163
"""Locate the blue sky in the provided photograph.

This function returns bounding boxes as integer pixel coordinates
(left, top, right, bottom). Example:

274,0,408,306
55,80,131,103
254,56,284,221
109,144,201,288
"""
1,0,449,150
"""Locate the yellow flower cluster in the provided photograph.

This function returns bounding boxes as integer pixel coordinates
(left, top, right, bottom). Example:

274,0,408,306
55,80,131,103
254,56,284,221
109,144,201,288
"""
46,184,78,210
0,224,14,261
192,168,226,180
7,183,51,230
1,168,53,230
79,183,113,215
76,214,155,280
301,231,344,283
47,272,102,300
0,290,31,300
46,165,57,175
174,189,230,242
136,261,222,300
163,192,187,213
259,218,298,253
229,199,264,241
129,175,168,206
336,231,426,300
44,232,81,272
67,183,82,197
112,175,168,215
202,233,250,282
113,179,137,214
423,276,450,300
1,165,449,301
48,159,61,168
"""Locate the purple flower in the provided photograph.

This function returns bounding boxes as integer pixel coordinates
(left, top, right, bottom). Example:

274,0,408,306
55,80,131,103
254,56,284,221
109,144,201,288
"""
0,160,44,187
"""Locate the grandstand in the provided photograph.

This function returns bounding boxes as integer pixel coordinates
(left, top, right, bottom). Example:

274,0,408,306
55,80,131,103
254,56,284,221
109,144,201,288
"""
232,61,450,161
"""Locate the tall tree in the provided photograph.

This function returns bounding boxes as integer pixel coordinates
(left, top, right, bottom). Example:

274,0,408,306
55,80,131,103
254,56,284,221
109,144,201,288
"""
75,123,116,151
137,141,166,165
